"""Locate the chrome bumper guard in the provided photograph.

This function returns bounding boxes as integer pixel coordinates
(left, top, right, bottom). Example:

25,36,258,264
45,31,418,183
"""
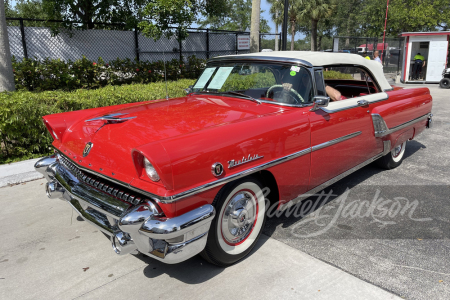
427,113,433,129
35,155,215,264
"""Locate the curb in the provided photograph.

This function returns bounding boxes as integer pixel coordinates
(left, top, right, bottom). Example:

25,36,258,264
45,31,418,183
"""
0,158,44,188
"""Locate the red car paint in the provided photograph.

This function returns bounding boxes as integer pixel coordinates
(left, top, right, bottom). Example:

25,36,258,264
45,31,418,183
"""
43,84,432,218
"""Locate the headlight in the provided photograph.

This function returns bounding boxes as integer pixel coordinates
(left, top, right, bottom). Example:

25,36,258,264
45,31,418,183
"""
143,157,160,182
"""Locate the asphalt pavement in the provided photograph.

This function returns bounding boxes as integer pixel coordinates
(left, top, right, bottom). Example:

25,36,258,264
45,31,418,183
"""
0,81,448,299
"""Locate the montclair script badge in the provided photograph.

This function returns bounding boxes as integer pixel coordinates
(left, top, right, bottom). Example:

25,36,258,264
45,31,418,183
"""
228,154,264,169
83,142,93,157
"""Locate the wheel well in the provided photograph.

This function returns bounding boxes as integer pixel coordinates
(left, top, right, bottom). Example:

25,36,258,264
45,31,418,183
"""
254,170,280,209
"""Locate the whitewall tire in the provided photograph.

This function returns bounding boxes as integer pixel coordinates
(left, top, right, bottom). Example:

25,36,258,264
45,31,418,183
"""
377,141,407,169
201,177,266,266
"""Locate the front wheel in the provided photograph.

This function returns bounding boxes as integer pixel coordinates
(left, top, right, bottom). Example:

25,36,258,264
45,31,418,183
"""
440,78,450,89
201,177,267,267
377,141,406,170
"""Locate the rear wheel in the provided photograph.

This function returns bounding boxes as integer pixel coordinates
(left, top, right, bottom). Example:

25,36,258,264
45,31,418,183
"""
377,141,406,170
201,177,266,267
440,78,450,89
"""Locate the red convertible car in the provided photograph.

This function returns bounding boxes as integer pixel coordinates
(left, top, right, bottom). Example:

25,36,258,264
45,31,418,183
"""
35,52,433,266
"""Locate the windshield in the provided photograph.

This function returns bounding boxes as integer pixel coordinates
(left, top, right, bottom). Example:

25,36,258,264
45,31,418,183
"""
192,62,314,105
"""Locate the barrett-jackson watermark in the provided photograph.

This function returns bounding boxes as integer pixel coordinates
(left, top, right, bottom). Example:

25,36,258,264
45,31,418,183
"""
259,187,433,238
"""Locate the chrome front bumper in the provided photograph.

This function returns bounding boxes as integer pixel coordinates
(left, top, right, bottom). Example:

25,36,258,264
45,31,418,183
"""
35,154,215,264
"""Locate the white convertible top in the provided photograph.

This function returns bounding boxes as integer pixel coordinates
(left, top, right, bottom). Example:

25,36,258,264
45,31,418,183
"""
212,51,392,91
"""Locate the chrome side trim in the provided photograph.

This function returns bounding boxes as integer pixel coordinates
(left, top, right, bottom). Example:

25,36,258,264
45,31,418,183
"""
281,140,391,210
158,131,359,203
371,113,431,137
157,148,312,203
312,131,361,152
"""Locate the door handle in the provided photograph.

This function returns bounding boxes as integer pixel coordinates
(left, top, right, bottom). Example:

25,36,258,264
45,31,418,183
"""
357,100,369,107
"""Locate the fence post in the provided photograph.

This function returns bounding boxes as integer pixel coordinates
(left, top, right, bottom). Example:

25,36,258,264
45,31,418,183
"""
19,18,28,59
134,26,140,62
179,35,182,62
235,33,238,54
206,28,210,59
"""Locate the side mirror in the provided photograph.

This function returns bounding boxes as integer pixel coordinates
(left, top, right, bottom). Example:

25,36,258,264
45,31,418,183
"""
310,96,330,111
184,85,193,94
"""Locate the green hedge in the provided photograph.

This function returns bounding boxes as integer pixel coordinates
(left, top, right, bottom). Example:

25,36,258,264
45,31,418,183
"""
0,79,195,164
12,56,205,92
323,70,354,80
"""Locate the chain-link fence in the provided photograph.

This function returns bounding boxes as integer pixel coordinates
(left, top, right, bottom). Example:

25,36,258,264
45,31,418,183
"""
332,36,404,75
6,18,281,63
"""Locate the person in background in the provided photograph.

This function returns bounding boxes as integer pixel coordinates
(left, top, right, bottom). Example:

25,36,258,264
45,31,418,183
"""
363,51,371,60
374,51,382,64
412,52,426,80
361,51,370,80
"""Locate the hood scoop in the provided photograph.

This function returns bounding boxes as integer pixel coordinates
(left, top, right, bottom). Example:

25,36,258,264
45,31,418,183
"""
85,113,136,124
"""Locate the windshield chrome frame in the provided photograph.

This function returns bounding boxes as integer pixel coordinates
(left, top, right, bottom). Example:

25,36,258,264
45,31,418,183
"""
197,59,317,108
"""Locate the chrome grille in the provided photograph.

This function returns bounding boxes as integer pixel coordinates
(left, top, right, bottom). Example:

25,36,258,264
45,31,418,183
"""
58,154,144,205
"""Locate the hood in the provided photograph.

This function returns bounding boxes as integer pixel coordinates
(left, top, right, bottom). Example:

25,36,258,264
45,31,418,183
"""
51,95,283,186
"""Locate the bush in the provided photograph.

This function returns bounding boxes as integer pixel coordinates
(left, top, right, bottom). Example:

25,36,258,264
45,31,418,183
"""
0,79,195,164
220,72,277,91
12,55,205,92
323,70,354,80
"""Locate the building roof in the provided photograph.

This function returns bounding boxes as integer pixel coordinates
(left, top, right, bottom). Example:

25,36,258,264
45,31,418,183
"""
401,31,450,37
211,51,391,91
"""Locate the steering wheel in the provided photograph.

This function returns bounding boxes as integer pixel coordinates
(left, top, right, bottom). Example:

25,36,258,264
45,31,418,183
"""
266,85,305,104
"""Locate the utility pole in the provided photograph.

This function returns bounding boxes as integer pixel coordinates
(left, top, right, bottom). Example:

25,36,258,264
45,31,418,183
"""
281,0,288,51
250,0,261,53
0,0,15,92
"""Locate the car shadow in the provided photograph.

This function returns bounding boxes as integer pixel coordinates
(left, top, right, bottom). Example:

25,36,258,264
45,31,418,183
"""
263,140,426,235
133,234,268,283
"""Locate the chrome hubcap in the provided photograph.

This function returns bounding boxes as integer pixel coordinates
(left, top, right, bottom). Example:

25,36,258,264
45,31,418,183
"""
221,191,257,245
393,144,403,157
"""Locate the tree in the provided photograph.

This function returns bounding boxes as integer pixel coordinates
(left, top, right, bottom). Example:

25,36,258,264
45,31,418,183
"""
42,0,149,29
4,0,15,17
13,0,48,19
139,0,229,42
0,0,15,92
250,0,260,52
268,0,283,51
198,0,270,33
5,0,49,26
297,0,335,51
358,0,450,36
286,0,304,51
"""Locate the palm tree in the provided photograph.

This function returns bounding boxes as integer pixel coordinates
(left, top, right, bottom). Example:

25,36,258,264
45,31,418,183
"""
250,0,261,52
287,0,304,51
298,0,335,51
0,0,15,92
268,0,283,51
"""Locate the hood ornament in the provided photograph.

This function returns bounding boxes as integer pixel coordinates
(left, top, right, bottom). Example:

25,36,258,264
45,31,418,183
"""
85,113,136,123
